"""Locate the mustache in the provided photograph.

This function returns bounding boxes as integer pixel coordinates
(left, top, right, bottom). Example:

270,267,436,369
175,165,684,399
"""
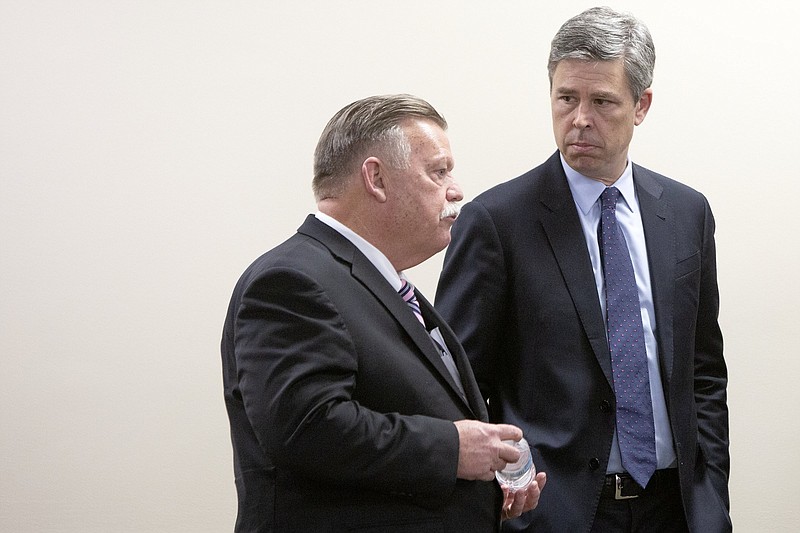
440,202,461,220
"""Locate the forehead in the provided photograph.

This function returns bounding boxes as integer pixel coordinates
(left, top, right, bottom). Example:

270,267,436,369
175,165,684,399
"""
403,119,452,160
552,58,630,95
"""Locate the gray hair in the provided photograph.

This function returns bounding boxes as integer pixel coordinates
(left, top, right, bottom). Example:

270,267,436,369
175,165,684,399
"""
548,6,655,100
312,94,447,201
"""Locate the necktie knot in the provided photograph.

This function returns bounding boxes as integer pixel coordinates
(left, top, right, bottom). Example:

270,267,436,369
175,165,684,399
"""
399,279,425,327
600,186,621,212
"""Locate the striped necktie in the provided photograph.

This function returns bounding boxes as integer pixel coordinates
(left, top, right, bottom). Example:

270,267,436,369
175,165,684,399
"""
398,279,426,327
398,279,465,396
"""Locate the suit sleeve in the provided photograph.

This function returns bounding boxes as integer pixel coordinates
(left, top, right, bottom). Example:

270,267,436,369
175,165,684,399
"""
233,266,459,499
694,199,731,507
436,201,507,402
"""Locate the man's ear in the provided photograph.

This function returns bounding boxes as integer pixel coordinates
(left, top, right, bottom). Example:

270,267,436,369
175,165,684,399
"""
634,88,653,126
362,156,388,202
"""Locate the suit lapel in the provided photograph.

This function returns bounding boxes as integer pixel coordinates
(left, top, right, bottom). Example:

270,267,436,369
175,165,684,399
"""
633,167,675,381
538,156,615,388
416,290,482,417
352,253,474,410
532,158,677,389
298,215,475,412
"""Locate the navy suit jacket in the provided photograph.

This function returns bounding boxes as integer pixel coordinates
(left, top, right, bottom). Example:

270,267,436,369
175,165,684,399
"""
222,215,502,532
436,151,730,532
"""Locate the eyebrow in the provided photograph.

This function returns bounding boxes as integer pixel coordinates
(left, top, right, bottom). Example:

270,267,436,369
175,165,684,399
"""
553,86,576,95
591,90,617,100
554,87,619,101
427,154,454,169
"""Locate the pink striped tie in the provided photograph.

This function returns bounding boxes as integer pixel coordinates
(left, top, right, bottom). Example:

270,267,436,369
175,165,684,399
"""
398,279,426,327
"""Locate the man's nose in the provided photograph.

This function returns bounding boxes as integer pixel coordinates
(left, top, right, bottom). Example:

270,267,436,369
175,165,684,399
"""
447,181,464,202
572,102,593,129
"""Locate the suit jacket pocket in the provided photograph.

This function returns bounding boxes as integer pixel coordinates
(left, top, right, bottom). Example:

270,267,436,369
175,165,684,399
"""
675,250,700,280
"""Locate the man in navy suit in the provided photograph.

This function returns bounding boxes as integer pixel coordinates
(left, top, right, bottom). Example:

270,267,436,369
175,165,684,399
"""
436,7,730,532
221,94,546,532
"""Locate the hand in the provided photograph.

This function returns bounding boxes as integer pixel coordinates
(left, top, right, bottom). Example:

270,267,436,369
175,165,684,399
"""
501,471,547,521
453,420,523,481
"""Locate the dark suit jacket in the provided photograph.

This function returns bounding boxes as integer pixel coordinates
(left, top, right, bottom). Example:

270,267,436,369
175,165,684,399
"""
221,215,502,532
436,152,730,532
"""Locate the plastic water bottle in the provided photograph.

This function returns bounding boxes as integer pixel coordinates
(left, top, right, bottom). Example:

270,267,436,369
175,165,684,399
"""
495,437,535,491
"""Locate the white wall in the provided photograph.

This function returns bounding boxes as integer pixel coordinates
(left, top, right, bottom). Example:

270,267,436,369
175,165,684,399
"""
1,1,798,531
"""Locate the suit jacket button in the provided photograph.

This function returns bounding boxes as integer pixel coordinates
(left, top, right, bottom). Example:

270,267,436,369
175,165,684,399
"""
589,458,600,470
599,400,611,413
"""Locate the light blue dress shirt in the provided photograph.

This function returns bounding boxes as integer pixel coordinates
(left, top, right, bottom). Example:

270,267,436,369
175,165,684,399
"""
560,155,677,473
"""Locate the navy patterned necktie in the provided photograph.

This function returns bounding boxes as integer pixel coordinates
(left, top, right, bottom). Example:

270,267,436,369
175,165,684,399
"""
599,187,657,488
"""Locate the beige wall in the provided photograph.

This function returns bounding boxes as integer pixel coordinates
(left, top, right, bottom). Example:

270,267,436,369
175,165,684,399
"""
1,1,798,530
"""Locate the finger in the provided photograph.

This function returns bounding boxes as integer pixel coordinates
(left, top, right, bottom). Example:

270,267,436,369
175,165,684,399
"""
522,483,539,512
522,474,547,512
500,485,518,517
492,458,508,475
510,490,526,513
479,469,496,482
495,424,523,441
501,486,515,509
498,442,522,463
503,490,526,520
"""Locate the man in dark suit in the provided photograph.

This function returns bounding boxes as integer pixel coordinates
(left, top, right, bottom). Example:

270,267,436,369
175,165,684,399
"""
221,94,546,532
435,7,730,533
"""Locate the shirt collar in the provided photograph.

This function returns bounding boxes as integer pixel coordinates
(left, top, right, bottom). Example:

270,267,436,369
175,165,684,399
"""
560,152,637,214
314,211,403,290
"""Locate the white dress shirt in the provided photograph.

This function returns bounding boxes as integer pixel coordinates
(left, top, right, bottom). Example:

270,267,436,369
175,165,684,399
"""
314,211,403,290
313,212,465,395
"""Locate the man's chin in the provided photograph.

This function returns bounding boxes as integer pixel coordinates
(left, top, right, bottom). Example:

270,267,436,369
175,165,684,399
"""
564,154,603,176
